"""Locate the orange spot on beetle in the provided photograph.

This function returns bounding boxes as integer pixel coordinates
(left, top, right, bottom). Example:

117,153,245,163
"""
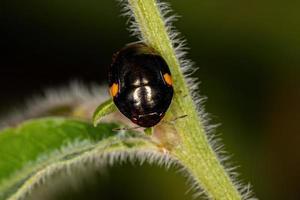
110,83,119,97
163,73,173,86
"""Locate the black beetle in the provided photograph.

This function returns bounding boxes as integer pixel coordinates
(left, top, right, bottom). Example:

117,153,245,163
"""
108,42,174,127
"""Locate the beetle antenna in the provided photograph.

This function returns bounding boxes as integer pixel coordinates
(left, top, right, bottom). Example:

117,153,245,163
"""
164,114,188,125
174,114,188,120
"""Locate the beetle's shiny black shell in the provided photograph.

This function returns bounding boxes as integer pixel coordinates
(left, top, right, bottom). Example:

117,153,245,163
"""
108,42,173,127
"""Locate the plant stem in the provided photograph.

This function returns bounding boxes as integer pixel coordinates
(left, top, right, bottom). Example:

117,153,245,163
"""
127,0,242,199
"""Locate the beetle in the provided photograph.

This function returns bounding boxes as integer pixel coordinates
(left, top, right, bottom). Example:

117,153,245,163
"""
108,42,174,127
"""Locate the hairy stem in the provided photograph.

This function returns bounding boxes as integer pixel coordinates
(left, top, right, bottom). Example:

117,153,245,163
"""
126,0,243,199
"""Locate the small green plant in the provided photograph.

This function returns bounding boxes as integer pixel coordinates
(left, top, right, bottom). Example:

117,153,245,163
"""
0,0,255,200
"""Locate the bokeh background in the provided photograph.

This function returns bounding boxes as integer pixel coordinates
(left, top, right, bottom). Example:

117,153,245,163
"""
1,0,300,199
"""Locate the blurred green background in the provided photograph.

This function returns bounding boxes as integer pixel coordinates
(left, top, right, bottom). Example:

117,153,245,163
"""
1,0,300,199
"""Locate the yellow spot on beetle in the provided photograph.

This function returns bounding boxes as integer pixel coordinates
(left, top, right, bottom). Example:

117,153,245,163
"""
163,73,173,86
110,83,119,97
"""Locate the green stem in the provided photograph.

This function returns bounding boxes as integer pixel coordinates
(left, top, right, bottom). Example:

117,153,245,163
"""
127,0,242,199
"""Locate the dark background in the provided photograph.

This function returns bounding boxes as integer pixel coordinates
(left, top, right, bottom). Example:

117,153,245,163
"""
1,0,300,199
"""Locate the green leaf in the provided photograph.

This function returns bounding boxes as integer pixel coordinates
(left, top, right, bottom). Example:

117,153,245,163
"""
0,117,163,200
144,127,153,136
92,98,117,127
0,118,115,199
